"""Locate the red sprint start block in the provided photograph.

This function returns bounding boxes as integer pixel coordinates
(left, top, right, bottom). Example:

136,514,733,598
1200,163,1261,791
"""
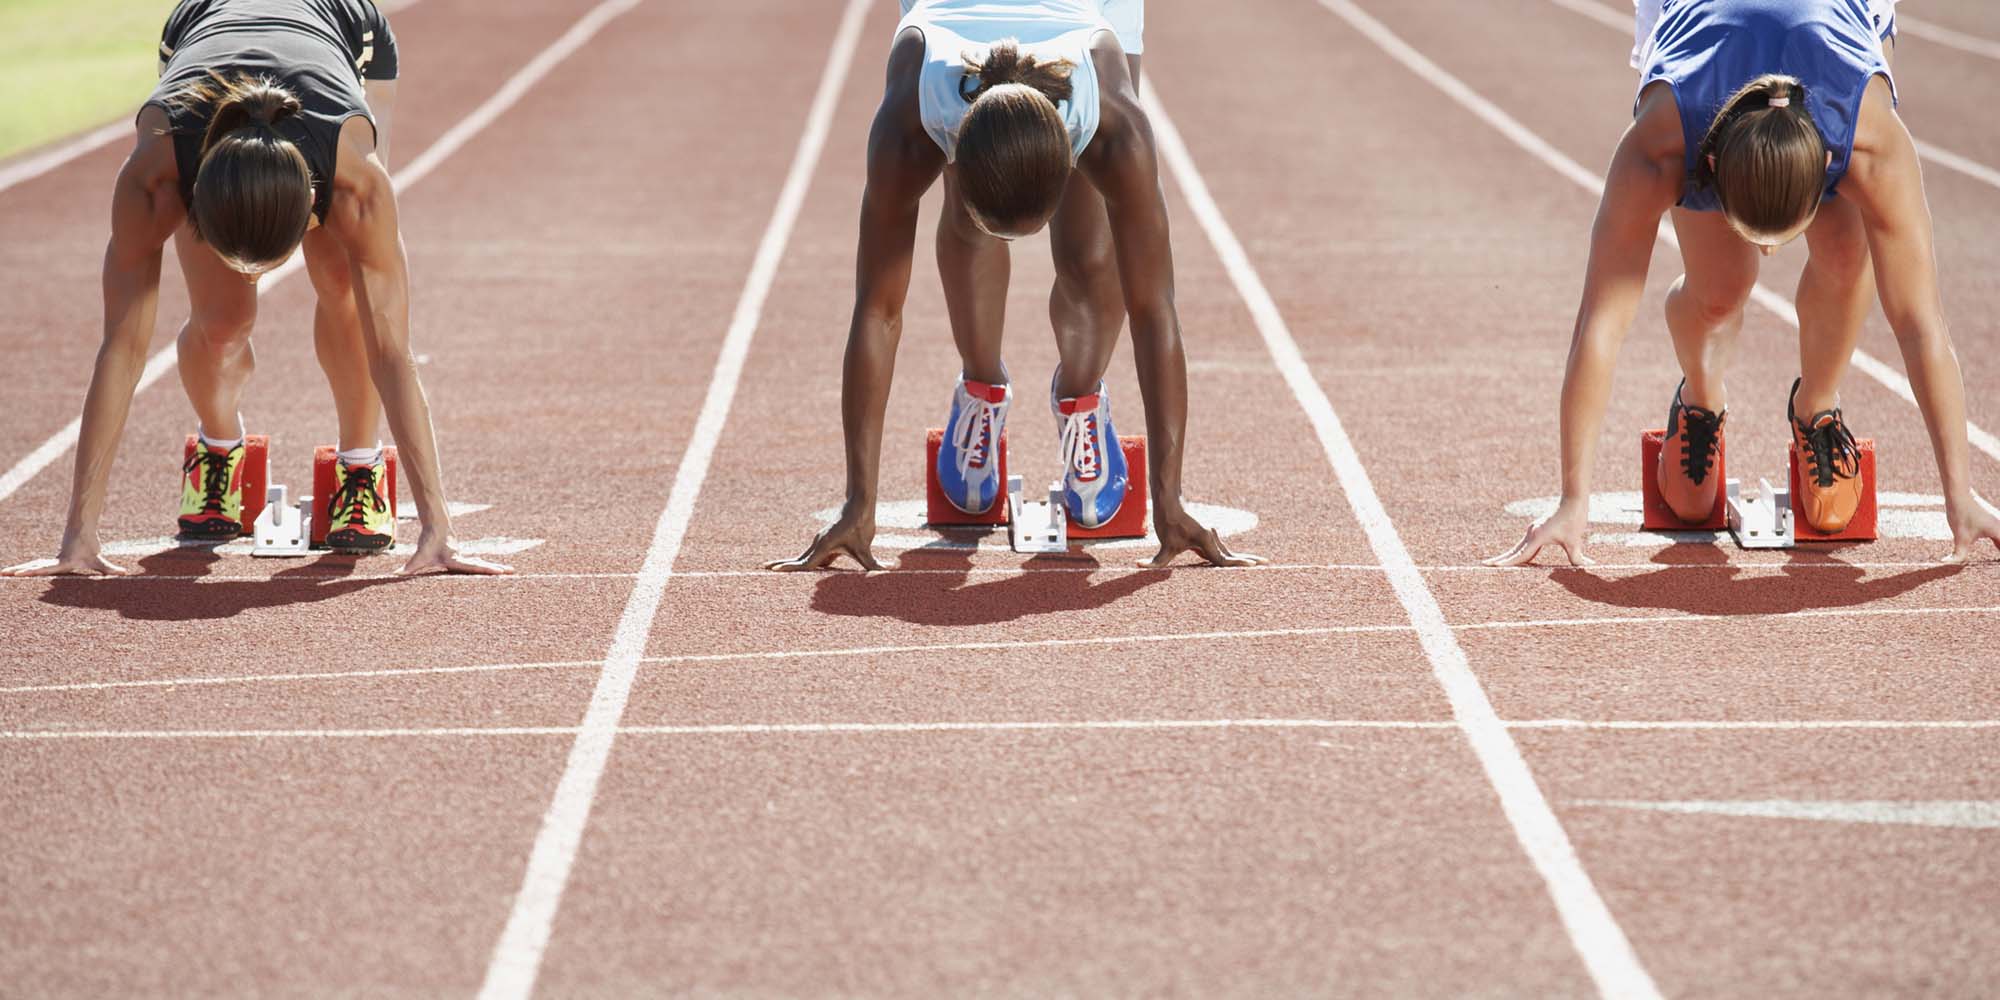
925,428,1008,526
183,434,269,535
1640,428,1727,531
311,445,399,548
1788,438,1878,542
1069,435,1149,540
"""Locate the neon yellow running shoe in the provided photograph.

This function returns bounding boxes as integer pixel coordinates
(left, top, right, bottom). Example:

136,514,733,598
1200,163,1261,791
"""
325,458,395,552
178,440,247,539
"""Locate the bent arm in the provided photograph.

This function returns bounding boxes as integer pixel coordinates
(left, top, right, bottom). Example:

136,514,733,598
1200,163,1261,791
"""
1553,123,1678,501
838,34,942,507
326,153,452,533
1080,56,1192,518
1847,99,1977,503
63,132,181,549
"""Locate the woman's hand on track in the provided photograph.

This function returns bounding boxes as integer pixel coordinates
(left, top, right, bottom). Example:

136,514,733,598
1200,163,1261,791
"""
1139,503,1264,569
767,503,884,572
397,532,513,575
1942,492,2000,564
1,545,131,577
1485,497,1595,567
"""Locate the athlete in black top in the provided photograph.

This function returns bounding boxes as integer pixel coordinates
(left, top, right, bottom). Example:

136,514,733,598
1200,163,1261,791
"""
151,0,400,225
4,0,508,577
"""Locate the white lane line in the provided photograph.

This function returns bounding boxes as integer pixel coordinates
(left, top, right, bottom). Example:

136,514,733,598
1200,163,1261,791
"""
1549,0,2000,197
8,718,1996,741
474,0,871,994
0,0,429,195
1501,0,2000,465
0,558,1970,585
1519,719,2000,731
13,601,2000,696
1572,798,2000,829
1898,15,2000,62
0,0,636,508
1145,62,1662,1000
0,122,130,195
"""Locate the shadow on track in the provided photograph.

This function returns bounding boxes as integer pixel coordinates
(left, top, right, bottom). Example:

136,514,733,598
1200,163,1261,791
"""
1549,543,1960,616
35,547,406,621
808,545,1169,626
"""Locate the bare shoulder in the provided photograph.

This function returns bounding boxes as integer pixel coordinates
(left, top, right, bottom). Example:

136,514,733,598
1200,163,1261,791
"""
868,26,941,177
1080,32,1144,168
1630,81,1687,168
327,118,395,240
123,106,180,185
1846,74,1903,173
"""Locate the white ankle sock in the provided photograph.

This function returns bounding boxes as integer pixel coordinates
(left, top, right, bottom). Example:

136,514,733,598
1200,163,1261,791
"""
198,419,244,451
338,443,383,467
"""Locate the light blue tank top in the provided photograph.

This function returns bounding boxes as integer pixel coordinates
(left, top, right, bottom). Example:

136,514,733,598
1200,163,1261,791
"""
1637,0,1895,212
896,0,1116,163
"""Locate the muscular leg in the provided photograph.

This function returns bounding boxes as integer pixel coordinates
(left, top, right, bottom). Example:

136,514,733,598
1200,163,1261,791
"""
302,227,383,449
1664,207,1759,410
1047,54,1141,399
1792,195,1873,415
936,169,1010,385
172,227,260,439
1047,170,1124,398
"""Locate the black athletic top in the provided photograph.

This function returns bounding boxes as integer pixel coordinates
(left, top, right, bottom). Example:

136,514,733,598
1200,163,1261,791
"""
144,0,399,223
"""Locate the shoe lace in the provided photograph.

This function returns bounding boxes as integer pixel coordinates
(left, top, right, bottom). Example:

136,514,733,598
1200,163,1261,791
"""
1060,409,1100,482
327,466,386,526
1797,413,1859,488
183,448,233,514
1678,408,1722,484
951,395,999,477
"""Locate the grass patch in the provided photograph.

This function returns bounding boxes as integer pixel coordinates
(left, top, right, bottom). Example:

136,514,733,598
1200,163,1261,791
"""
0,0,175,159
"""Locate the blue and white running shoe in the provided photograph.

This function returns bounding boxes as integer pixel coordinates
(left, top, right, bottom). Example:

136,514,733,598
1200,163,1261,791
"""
937,376,1011,514
1053,377,1128,528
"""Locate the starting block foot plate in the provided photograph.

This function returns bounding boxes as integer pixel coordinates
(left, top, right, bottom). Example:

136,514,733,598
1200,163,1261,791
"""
1006,476,1068,554
1725,477,1795,549
251,485,312,557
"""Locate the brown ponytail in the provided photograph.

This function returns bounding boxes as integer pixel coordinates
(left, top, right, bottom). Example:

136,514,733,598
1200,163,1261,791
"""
953,40,1075,237
1697,74,1826,242
174,72,314,271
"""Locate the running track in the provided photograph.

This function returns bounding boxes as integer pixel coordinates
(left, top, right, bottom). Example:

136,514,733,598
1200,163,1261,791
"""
2,0,1996,995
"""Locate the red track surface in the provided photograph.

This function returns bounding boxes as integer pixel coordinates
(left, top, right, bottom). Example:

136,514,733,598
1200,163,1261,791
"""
3,0,1996,995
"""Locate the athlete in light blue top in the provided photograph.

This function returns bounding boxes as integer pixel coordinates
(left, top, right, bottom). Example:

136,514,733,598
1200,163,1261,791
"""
1492,0,2000,566
772,0,1261,572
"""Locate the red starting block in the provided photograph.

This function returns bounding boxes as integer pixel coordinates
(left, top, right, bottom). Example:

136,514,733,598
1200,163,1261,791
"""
310,445,399,549
183,434,270,535
1070,435,1148,540
924,428,1009,526
923,429,1148,540
1789,437,1878,541
1639,428,1728,531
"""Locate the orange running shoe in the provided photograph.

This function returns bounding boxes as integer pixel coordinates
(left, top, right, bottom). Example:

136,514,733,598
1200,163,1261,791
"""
1656,380,1726,523
177,439,247,539
1788,378,1863,533
325,457,395,552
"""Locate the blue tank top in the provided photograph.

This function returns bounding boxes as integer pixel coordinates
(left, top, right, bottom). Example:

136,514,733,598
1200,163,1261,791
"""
1636,0,1894,212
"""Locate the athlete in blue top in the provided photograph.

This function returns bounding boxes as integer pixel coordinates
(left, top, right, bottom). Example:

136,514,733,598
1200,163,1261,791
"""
1492,0,2000,566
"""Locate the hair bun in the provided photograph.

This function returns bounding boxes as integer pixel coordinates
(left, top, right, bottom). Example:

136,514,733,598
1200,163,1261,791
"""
961,40,1074,105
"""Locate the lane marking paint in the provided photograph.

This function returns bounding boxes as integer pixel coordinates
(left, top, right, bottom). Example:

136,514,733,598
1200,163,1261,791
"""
7,718,1996,741
13,602,2000,696
0,0,638,507
1891,16,2000,62
1503,490,1962,547
1572,798,2000,829
1145,58,1663,999
1550,0,2000,198
809,498,1259,552
1361,0,2000,468
475,0,873,995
